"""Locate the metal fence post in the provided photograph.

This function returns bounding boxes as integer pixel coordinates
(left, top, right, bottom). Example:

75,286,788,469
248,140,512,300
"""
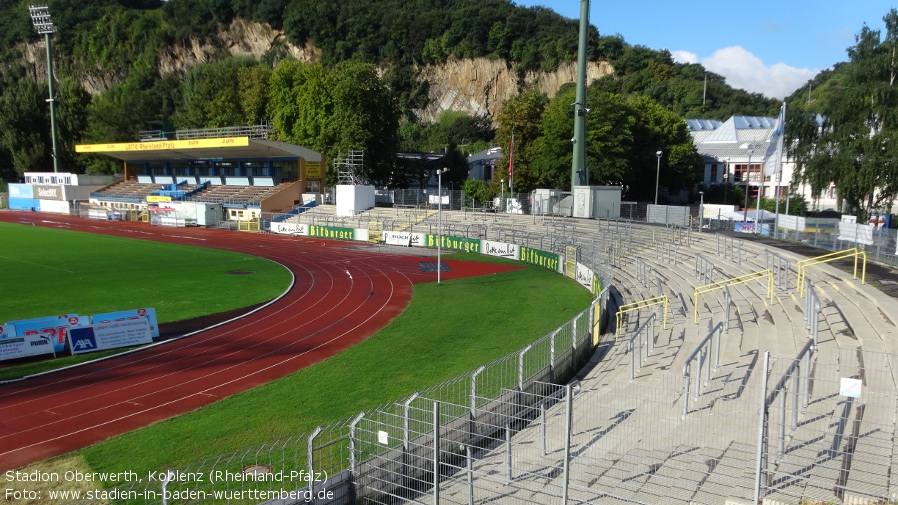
505,423,513,483
308,426,322,495
349,412,365,476
562,383,573,505
754,352,770,504
519,345,532,391
470,367,484,438
465,444,474,505
541,402,547,456
433,401,440,505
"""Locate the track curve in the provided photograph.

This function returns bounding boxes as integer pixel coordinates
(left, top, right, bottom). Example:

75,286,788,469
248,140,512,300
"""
0,212,518,471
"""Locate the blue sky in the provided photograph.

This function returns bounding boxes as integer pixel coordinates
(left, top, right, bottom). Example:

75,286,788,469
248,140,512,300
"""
515,0,894,100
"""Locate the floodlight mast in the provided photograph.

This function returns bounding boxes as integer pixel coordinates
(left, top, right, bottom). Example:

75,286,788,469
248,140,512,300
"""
29,5,60,173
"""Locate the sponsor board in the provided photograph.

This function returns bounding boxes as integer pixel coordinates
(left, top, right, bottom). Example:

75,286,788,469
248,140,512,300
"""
425,235,481,253
308,225,354,240
305,161,322,179
5,314,83,354
69,319,152,355
519,247,561,272
9,184,34,199
92,308,159,338
271,222,309,236
384,231,412,247
33,185,64,201
0,324,58,361
482,240,519,260
565,245,578,279
837,222,874,246
76,137,249,153
575,264,594,292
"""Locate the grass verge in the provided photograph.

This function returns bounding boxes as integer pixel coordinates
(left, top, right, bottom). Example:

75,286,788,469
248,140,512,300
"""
72,261,592,483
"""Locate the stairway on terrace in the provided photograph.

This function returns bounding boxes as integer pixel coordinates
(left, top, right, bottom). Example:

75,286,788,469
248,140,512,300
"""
414,216,898,505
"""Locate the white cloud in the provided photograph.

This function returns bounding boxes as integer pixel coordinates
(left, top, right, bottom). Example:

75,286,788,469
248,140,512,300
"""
671,46,818,100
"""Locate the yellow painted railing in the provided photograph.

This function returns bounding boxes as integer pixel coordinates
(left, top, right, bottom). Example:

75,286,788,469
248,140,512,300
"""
615,295,668,340
693,269,774,323
796,248,866,296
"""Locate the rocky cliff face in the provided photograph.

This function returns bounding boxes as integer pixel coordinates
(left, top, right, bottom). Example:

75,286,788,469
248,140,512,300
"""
417,57,613,123
22,20,613,122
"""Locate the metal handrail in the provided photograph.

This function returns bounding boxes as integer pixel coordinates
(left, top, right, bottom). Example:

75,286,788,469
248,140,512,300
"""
681,321,724,418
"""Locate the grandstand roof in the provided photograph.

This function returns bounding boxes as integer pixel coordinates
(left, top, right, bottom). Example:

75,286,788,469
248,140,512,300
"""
75,137,324,163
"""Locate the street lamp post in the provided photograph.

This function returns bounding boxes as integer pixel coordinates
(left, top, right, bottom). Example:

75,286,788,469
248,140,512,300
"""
743,148,753,225
654,151,663,205
755,168,763,235
29,5,60,173
783,194,795,240
437,167,448,284
698,191,704,232
724,157,730,206
500,179,505,212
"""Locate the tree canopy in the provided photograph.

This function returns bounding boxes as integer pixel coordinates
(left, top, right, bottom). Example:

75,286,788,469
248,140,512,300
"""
785,8,898,219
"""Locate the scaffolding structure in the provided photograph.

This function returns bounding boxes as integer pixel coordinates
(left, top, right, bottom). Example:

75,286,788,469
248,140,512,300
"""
336,150,367,185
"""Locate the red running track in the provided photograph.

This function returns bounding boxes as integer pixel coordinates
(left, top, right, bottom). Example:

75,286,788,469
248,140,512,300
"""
0,212,519,472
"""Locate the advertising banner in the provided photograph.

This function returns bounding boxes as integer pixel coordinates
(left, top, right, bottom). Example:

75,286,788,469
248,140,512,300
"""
5,314,84,354
33,185,64,201
482,240,519,260
69,319,152,355
271,222,309,236
565,245,578,279
425,235,481,253
575,264,595,292
384,231,412,247
92,307,159,338
519,247,561,272
838,222,874,245
0,324,57,361
9,184,34,199
308,225,355,241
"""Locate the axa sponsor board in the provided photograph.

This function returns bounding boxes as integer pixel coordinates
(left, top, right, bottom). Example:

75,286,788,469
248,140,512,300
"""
69,318,152,355
92,308,159,338
482,240,519,260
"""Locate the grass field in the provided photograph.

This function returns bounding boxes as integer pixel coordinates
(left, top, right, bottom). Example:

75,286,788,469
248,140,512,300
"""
3,223,593,490
0,222,292,380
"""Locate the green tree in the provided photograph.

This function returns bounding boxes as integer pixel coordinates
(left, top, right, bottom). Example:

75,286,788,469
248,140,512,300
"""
496,89,548,194
0,78,50,177
788,9,898,219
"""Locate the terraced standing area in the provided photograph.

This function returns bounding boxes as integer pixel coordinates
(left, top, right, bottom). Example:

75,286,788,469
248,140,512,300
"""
354,207,898,505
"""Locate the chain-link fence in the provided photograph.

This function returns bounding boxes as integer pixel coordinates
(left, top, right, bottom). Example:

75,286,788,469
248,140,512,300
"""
62,292,608,505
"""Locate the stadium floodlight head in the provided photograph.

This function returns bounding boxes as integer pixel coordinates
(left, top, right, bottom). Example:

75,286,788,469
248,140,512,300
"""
29,5,56,35
29,4,61,172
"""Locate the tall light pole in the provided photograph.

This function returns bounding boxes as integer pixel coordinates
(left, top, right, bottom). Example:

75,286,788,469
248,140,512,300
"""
743,147,753,225
437,167,448,284
29,5,60,173
654,151,663,205
570,0,590,189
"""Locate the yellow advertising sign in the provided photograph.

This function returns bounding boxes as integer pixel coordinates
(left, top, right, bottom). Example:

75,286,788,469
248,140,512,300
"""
146,195,172,203
305,161,321,179
76,137,249,153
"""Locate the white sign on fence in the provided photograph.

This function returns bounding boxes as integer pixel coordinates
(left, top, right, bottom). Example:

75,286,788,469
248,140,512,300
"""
837,222,874,245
